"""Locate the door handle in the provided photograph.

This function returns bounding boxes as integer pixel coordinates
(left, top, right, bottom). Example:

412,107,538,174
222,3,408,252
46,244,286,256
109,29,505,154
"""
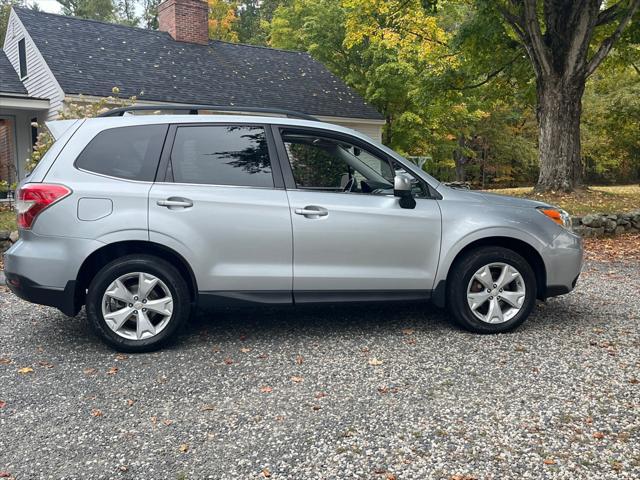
157,198,193,208
295,206,328,218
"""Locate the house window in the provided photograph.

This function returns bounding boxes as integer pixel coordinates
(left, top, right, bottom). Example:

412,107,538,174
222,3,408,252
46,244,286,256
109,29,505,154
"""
18,38,27,78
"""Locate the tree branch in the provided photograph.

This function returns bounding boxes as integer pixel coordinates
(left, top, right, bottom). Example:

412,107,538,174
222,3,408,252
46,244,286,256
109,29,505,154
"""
449,56,520,90
596,3,620,26
522,0,553,75
586,0,640,77
498,3,544,78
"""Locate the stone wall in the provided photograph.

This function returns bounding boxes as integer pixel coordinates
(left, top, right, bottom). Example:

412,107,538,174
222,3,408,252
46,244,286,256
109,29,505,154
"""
0,230,18,255
572,211,640,237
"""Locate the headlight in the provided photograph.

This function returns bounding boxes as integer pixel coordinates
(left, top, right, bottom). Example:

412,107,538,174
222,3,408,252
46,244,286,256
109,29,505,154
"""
537,207,572,230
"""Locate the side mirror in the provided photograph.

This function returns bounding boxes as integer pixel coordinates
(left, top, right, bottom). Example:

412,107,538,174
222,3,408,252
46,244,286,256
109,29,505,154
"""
394,175,416,209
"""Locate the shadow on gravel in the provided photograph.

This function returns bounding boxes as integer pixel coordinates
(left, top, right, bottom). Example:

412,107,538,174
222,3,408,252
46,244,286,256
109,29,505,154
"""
14,293,587,354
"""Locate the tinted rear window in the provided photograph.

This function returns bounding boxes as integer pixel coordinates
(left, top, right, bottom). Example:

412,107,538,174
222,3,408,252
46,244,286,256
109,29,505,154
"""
75,125,167,181
169,125,273,188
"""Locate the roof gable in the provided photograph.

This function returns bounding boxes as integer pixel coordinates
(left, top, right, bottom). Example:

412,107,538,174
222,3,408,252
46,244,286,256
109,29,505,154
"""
0,50,27,95
13,7,382,120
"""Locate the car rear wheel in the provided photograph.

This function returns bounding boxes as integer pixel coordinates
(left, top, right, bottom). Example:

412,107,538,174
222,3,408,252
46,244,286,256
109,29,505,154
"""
86,255,190,352
446,246,536,333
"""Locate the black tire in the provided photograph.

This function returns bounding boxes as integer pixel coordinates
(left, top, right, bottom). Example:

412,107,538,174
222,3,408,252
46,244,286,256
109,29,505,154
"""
86,255,191,352
446,246,536,334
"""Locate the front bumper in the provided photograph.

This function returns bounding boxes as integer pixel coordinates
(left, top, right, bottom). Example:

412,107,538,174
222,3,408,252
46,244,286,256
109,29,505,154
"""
5,272,79,316
542,230,584,299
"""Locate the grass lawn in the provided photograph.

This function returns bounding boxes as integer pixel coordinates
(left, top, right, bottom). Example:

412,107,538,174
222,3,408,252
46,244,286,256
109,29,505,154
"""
486,184,640,216
0,209,17,232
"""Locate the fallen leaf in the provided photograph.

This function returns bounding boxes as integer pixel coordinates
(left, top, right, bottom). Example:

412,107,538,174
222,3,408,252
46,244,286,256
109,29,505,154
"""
374,468,386,474
115,354,128,361
315,392,327,399
386,474,397,480
295,355,304,365
38,361,54,369
0,358,12,365
127,399,136,407
405,338,416,345
593,432,605,439
401,328,415,335
118,465,128,472
240,347,251,353
378,386,399,394
162,419,174,426
0,401,6,408
151,416,158,426
0,472,11,478
260,386,273,393
17,367,34,374
90,408,103,417
291,376,304,383
179,443,189,453
83,368,97,375
107,367,118,375
628,378,639,384
514,345,527,353
368,358,383,366
257,353,268,360
543,458,556,465
361,347,370,353
261,468,271,478
311,405,321,411
223,357,234,365
612,461,623,472
201,404,215,411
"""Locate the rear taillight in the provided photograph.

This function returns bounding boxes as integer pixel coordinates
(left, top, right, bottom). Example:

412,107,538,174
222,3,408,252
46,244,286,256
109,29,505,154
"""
16,183,71,230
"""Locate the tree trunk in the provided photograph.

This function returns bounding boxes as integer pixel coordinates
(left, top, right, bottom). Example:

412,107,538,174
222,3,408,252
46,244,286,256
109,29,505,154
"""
453,135,467,182
535,78,585,192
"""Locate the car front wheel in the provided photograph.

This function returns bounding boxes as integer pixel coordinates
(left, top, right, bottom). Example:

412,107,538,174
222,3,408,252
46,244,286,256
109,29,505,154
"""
86,255,191,352
447,246,537,333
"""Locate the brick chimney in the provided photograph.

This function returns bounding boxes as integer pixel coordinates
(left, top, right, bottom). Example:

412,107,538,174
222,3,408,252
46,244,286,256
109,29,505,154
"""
158,0,209,45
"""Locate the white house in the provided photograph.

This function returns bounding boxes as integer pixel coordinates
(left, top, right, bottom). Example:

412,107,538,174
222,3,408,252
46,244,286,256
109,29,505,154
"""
0,0,384,183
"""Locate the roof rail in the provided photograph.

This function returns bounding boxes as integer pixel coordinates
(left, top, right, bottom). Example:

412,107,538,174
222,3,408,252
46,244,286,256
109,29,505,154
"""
97,104,320,121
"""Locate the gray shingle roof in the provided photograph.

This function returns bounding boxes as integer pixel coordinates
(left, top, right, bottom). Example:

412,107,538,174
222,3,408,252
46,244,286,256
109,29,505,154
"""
0,50,27,95
14,8,382,120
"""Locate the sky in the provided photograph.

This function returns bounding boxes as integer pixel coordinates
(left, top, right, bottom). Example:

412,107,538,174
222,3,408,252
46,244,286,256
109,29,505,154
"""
34,0,61,13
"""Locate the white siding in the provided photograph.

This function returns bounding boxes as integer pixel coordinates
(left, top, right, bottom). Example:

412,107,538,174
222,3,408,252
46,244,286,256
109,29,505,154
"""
3,9,64,119
333,121,383,143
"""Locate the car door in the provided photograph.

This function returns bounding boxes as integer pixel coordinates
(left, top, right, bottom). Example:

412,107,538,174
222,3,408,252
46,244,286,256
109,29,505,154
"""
272,126,442,300
148,123,293,301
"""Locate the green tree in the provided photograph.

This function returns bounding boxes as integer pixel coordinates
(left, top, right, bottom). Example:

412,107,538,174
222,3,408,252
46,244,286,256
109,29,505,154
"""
117,0,139,26
140,0,160,29
58,0,117,21
1,0,26,41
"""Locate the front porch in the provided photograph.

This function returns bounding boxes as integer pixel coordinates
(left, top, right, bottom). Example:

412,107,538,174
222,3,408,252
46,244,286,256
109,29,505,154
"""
0,95,49,187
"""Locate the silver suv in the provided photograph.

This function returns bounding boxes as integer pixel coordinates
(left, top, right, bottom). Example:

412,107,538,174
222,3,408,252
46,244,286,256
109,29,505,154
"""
4,106,583,352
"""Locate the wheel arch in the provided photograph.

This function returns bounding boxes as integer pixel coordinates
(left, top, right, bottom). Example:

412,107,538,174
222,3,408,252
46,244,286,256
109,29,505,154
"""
432,236,547,308
74,241,198,310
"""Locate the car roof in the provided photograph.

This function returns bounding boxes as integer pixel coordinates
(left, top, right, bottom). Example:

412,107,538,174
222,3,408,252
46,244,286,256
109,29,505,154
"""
79,114,377,144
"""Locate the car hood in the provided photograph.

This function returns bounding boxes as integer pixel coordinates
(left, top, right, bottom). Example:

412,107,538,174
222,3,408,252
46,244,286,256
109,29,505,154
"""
441,186,552,209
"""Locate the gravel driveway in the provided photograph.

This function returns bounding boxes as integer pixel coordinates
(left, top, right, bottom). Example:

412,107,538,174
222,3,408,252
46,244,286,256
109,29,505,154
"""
1,257,639,480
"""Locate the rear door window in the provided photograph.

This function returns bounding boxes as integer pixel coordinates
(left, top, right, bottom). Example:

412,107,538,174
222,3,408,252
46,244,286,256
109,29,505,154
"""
168,125,274,188
75,124,167,181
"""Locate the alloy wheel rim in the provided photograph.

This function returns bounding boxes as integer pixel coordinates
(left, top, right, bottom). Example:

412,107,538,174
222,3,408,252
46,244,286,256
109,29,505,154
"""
466,262,526,324
101,272,174,341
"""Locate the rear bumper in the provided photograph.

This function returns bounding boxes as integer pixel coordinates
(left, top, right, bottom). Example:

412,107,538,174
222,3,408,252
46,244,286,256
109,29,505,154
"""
5,272,79,316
